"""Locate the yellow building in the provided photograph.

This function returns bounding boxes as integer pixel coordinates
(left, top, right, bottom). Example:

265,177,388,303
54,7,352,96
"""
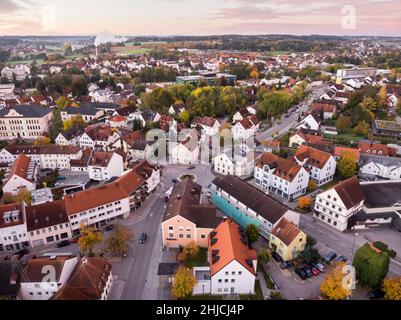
269,218,307,262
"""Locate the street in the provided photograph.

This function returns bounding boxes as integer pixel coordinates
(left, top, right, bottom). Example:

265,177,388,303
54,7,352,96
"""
257,85,327,141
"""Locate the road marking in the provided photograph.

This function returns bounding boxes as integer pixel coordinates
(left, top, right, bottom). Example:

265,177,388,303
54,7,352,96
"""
390,268,401,275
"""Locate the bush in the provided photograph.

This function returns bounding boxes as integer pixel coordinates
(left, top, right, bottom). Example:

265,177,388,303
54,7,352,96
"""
373,241,388,252
389,250,397,259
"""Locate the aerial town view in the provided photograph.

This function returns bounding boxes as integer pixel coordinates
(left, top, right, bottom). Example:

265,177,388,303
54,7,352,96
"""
0,0,400,313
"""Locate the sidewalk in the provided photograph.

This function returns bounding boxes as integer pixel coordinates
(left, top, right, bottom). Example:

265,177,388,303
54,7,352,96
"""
257,272,272,300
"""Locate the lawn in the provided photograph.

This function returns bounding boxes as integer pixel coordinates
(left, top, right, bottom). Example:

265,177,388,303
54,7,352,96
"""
323,132,364,146
111,45,150,55
239,280,264,300
320,179,340,191
7,59,45,66
184,248,208,268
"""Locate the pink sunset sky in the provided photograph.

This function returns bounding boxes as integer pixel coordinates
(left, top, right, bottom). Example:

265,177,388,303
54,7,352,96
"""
0,0,400,36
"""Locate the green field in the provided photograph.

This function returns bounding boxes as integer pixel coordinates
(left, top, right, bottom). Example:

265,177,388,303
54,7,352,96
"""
111,45,150,55
7,59,46,66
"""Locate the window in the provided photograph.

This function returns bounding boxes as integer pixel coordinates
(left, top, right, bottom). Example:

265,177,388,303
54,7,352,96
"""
225,272,229,276
200,234,206,239
218,279,222,283
238,271,242,275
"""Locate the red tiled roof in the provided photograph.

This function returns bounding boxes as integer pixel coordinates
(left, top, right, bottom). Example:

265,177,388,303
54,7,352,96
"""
209,219,257,276
256,152,302,182
294,145,332,169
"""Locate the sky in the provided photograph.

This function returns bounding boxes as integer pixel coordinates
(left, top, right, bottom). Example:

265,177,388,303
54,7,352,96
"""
0,0,400,37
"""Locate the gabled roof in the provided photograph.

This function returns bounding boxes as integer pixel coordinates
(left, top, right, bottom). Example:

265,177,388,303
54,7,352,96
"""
23,255,76,283
209,219,257,276
256,152,302,182
271,218,302,246
0,104,52,118
51,257,112,300
294,145,332,169
163,179,218,229
0,203,24,229
213,175,290,224
332,177,365,210
26,200,69,231
7,153,31,181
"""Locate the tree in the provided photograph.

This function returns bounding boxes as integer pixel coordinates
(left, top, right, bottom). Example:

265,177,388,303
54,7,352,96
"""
377,86,388,107
383,277,401,300
337,152,357,180
298,196,312,211
353,243,390,288
50,108,63,141
55,96,71,110
361,96,379,113
179,110,190,123
78,225,103,256
171,266,196,299
33,136,51,146
4,189,32,206
246,224,260,244
307,180,317,192
336,115,352,133
106,225,133,257
177,242,200,263
320,262,351,300
132,118,143,131
300,245,320,264
258,247,271,264
250,69,259,80
64,114,86,131
354,121,370,136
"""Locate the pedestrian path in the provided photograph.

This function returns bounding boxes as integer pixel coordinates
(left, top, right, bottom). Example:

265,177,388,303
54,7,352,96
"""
257,271,272,300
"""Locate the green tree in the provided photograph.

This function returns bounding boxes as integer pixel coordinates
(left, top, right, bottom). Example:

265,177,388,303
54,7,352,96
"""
132,118,143,131
300,245,320,264
258,247,271,264
246,224,260,244
337,152,357,180
55,96,71,109
353,243,390,288
50,108,63,141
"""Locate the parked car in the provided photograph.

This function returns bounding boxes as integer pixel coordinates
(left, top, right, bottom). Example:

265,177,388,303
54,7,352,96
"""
57,240,71,248
295,268,308,280
367,289,385,300
15,248,29,259
334,255,347,263
324,252,338,263
310,265,320,276
272,252,283,263
105,224,115,232
70,235,81,244
172,179,179,184
188,166,196,170
312,262,326,272
57,176,66,181
280,261,293,269
302,266,313,278
139,233,147,244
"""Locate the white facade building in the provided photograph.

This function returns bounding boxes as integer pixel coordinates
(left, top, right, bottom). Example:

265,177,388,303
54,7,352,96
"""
314,177,365,231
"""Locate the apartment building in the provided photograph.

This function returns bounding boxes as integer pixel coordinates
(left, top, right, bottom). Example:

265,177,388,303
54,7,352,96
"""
254,153,309,200
294,145,337,186
0,145,82,170
314,177,365,231
161,179,218,248
0,203,29,252
2,154,37,195
0,105,52,140
211,175,300,239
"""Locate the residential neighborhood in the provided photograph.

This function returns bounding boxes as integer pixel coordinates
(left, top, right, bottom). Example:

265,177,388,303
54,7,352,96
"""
1,6,401,306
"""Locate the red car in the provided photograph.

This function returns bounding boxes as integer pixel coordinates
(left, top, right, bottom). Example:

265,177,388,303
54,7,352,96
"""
310,266,320,276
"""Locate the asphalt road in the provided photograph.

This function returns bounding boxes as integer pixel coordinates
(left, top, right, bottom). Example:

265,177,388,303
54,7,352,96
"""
300,214,401,276
256,86,327,142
